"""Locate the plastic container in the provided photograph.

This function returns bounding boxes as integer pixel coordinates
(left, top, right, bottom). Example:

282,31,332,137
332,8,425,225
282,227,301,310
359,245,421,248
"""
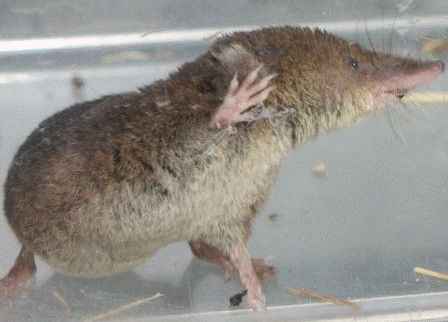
1,1,448,321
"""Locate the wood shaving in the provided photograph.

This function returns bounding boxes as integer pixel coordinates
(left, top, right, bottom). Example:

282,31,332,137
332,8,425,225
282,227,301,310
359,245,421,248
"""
52,290,71,314
414,266,448,281
288,287,360,309
419,37,448,56
404,92,447,103
83,292,164,322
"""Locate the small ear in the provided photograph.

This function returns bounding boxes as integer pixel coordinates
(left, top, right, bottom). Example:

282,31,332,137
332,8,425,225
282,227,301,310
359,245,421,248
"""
210,44,261,72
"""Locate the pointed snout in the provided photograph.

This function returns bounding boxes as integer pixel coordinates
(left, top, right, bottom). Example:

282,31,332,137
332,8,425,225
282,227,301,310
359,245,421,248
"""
426,60,445,75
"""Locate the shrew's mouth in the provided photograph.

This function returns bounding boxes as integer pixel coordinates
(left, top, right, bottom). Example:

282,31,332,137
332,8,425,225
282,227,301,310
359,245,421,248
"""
386,88,408,100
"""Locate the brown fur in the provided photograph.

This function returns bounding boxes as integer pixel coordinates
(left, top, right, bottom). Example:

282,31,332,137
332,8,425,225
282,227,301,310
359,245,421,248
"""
3,26,443,277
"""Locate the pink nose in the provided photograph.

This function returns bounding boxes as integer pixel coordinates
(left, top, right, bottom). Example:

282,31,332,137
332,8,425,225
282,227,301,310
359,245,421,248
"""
430,60,445,74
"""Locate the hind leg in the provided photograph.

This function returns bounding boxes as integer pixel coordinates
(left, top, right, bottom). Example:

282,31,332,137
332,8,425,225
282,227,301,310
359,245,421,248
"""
189,240,276,311
189,240,276,280
229,242,266,311
0,246,36,300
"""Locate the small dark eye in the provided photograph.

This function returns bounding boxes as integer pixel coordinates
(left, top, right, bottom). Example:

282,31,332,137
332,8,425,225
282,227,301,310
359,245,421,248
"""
348,58,359,70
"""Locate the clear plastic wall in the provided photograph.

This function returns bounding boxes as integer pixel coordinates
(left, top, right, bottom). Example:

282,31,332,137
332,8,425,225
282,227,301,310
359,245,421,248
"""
1,1,448,321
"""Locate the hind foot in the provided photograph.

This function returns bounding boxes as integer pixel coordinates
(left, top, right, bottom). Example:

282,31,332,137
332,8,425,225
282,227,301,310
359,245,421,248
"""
189,240,276,310
229,242,265,311
0,247,36,303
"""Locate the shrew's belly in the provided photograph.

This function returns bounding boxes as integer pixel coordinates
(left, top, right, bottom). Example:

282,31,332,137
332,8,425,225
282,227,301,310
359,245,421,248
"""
25,187,185,277
38,236,167,277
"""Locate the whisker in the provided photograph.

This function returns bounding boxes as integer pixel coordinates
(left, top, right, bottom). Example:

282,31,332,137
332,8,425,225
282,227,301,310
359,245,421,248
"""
388,27,393,54
386,108,406,144
365,25,376,54
403,93,440,123
397,98,437,133
393,104,415,125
